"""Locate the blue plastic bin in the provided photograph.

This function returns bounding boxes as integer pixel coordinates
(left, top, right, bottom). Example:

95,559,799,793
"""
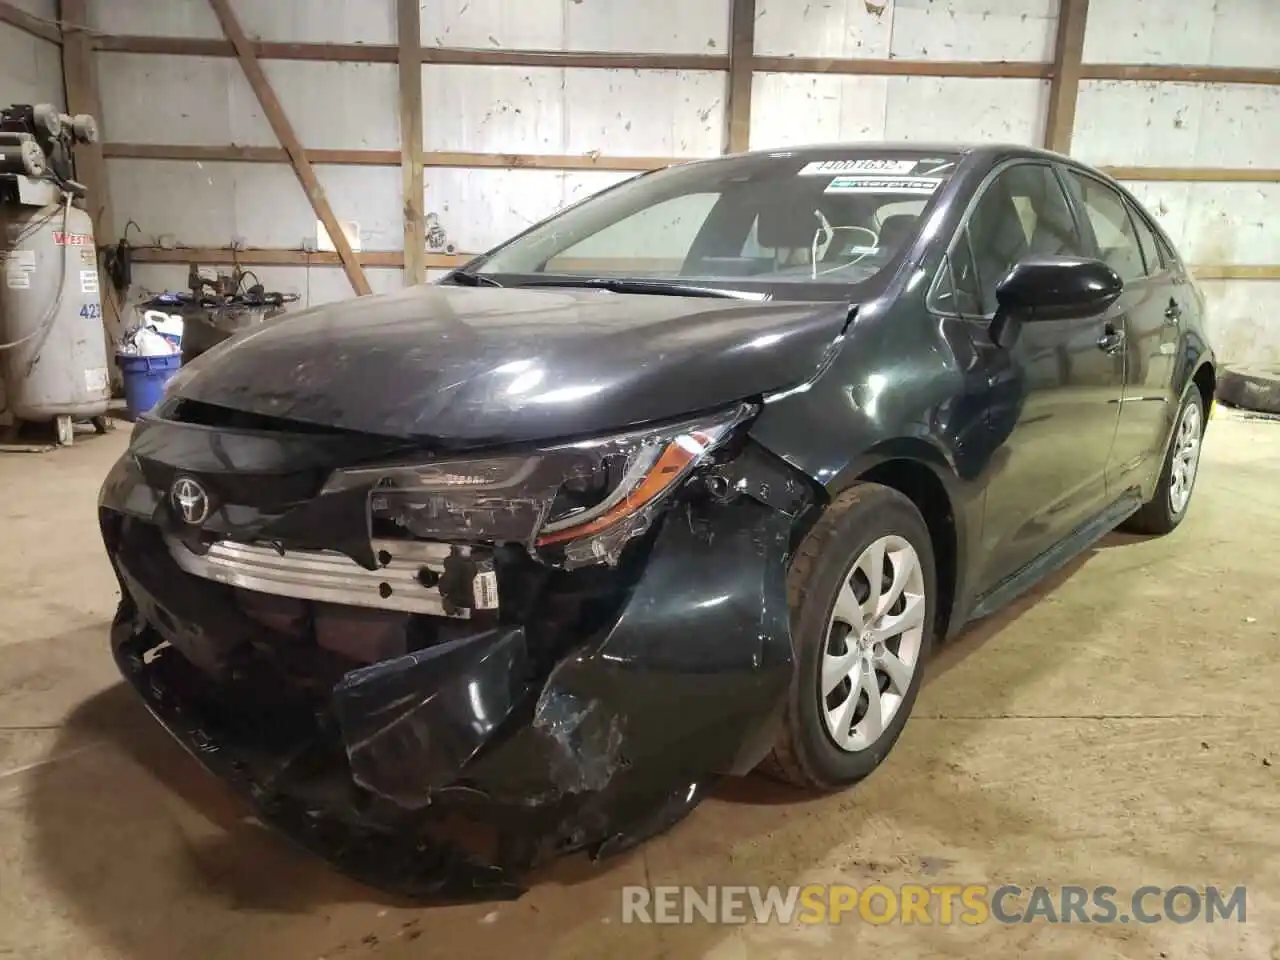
118,353,182,421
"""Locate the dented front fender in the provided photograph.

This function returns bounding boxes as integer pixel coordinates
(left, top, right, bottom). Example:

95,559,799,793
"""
474,492,796,793
331,492,798,824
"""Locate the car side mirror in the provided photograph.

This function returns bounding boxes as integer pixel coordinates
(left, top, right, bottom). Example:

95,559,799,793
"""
991,255,1123,346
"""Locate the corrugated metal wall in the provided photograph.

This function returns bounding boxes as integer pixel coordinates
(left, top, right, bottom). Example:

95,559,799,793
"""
75,0,1280,361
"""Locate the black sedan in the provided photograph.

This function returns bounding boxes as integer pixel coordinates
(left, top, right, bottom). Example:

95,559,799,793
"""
98,142,1215,899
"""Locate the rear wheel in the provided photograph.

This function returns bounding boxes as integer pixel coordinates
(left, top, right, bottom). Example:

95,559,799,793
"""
764,483,936,790
1120,388,1204,535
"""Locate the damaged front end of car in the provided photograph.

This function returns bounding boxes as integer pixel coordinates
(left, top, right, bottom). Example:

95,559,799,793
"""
98,399,818,901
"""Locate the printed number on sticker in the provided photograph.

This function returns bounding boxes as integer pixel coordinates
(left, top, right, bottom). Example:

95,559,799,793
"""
80,303,102,320
800,159,919,176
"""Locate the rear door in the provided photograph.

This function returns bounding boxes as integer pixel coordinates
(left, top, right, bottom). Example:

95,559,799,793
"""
1062,170,1180,498
932,162,1126,591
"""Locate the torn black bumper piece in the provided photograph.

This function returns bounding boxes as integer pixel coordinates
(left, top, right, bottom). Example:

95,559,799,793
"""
101,454,803,900
333,626,532,810
111,620,525,900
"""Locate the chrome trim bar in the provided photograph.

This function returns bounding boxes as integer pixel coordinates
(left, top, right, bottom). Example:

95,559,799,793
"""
166,537,498,618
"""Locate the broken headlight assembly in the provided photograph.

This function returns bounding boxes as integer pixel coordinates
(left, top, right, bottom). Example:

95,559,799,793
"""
322,403,756,567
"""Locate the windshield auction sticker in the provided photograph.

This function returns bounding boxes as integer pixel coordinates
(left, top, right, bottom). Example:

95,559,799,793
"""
800,159,920,175
823,175,945,194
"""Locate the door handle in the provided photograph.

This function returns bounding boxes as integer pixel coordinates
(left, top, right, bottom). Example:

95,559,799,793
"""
1097,325,1125,354
1164,299,1182,325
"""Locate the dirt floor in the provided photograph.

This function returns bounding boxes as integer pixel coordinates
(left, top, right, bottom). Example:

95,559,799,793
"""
1,409,1277,960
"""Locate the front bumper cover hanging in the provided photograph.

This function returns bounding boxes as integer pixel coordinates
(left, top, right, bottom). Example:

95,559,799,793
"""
102,439,814,901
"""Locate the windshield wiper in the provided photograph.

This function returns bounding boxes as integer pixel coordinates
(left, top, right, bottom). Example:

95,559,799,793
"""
442,270,503,288
516,277,764,300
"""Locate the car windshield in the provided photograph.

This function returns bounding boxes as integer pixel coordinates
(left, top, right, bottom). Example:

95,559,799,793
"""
468,150,963,297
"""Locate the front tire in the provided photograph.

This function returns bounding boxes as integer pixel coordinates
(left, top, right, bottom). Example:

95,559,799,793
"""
764,483,936,790
1120,387,1205,536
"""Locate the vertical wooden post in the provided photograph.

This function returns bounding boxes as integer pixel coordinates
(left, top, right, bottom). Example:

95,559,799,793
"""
1044,0,1090,153
206,0,371,295
725,0,757,154
398,0,426,285
59,0,124,347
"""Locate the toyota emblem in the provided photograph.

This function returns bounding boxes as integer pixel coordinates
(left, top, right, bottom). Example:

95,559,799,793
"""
171,476,210,526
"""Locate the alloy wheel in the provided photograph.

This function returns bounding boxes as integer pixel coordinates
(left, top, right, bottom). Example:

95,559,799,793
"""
1168,401,1202,516
820,535,927,753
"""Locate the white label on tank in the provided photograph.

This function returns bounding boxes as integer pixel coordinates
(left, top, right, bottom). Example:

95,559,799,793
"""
79,269,99,294
4,249,35,288
85,367,109,393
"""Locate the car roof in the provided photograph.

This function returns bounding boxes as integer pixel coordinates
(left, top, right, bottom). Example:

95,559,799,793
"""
730,141,1070,165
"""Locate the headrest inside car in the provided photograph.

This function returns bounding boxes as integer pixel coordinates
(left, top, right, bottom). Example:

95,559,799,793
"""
877,214,920,253
757,189,825,248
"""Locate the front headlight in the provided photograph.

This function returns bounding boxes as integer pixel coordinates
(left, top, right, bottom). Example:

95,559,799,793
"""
322,403,755,567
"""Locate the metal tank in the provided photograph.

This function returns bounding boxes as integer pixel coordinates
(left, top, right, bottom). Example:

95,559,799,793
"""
1,201,111,439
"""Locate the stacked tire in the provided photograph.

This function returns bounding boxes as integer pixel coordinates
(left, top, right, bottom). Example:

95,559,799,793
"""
1217,365,1280,416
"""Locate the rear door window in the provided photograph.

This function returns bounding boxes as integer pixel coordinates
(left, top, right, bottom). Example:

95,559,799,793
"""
1125,202,1167,276
951,227,983,316
1065,172,1147,282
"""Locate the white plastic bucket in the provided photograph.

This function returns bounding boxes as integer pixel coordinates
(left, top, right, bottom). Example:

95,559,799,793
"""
142,309,184,351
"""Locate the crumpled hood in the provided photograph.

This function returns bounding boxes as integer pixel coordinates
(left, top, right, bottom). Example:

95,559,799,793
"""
169,284,849,445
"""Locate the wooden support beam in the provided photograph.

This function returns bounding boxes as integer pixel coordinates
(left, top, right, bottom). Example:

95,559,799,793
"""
131,247,409,268
131,247,466,270
420,47,725,70
88,30,1280,89
1081,64,1280,85
424,152,680,171
205,0,370,296
0,0,60,43
752,56,1052,78
93,35,396,60
59,0,125,351
1044,0,1089,153
102,143,1280,185
398,0,425,286
131,247,1280,282
92,34,728,70
101,142,684,172
725,0,756,154
59,1,106,233
1103,166,1280,183
101,143,401,165
1191,264,1280,281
